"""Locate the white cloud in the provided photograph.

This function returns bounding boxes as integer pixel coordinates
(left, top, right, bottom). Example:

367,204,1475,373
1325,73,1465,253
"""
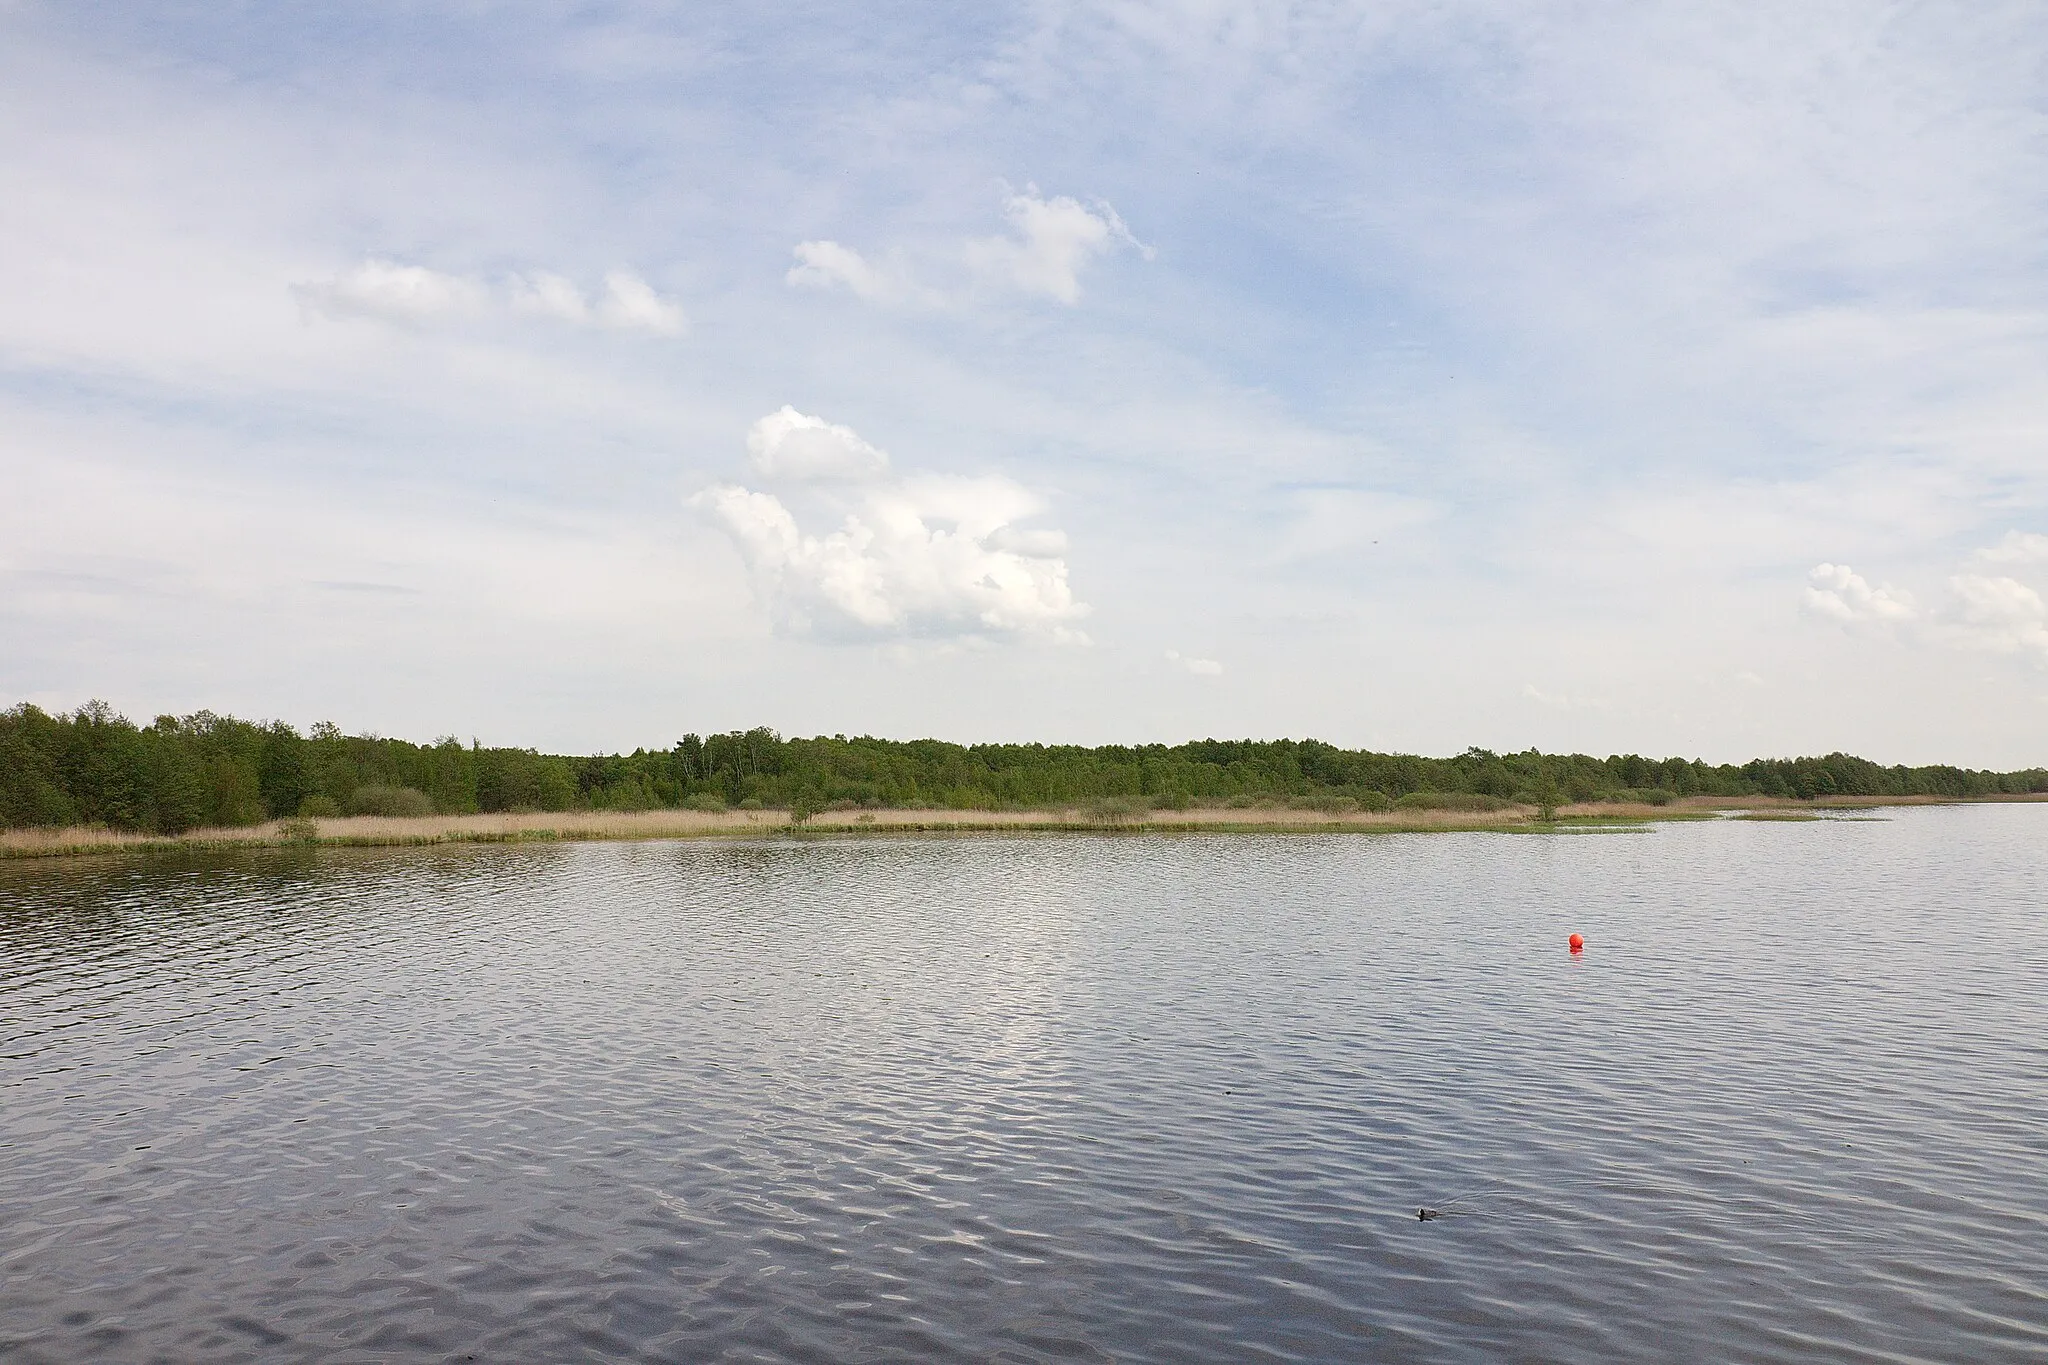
1946,573,2048,661
697,413,1087,642
296,259,489,324
302,261,683,334
1803,544,2048,667
786,188,1146,308
1165,649,1223,676
965,188,1148,304
507,271,591,324
595,270,685,334
785,240,912,303
1804,563,1916,626
1975,530,2048,565
745,406,890,481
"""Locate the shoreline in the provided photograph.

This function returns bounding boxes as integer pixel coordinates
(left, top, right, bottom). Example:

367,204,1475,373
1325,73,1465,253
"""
4,793,2042,861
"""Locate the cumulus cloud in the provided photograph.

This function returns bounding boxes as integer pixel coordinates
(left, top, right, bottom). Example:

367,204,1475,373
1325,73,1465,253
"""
300,261,683,334
1946,573,2048,661
697,412,1087,642
1164,649,1223,676
1803,563,1915,626
746,406,890,481
1975,530,2048,565
785,188,1146,308
1803,543,2048,665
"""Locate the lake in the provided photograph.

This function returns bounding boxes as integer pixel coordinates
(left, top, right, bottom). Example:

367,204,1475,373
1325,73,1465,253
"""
3,807,2045,1362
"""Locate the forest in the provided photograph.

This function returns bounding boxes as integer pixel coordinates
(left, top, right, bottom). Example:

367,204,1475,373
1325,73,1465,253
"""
4,700,2045,835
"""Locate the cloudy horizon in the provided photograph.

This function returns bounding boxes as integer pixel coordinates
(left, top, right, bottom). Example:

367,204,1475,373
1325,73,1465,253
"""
5,3,2048,766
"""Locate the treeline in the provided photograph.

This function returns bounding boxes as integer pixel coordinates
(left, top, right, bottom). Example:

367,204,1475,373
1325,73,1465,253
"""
4,700,2045,835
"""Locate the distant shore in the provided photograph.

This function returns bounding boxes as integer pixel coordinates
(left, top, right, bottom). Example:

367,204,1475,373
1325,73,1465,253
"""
5,793,2042,861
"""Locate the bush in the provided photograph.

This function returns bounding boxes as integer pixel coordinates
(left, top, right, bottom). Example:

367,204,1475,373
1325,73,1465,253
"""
1395,791,1515,812
296,794,342,818
1635,788,1677,806
737,797,763,812
1082,795,1150,825
278,817,320,843
348,784,433,817
685,793,727,813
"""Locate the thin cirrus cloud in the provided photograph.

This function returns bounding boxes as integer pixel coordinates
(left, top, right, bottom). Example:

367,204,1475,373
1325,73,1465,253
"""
696,408,1088,643
295,260,684,335
787,188,1149,307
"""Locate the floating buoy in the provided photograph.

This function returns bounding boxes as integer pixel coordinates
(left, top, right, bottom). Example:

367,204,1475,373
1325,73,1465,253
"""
1568,933,1584,953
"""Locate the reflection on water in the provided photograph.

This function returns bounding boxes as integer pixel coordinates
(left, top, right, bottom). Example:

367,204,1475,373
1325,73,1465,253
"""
3,809,2046,1362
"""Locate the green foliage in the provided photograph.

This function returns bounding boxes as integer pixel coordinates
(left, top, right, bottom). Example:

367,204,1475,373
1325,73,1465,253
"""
5,701,2047,834
1083,795,1150,825
348,784,434,817
1531,759,1562,822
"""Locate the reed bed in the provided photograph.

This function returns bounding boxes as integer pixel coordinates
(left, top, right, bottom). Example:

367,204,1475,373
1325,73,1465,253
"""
7,792,2033,861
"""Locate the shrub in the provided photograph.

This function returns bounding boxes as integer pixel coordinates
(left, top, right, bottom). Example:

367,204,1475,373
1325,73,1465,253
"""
685,793,727,813
1636,788,1677,806
278,817,320,843
348,784,433,817
296,794,342,818
737,797,763,811
1083,795,1150,825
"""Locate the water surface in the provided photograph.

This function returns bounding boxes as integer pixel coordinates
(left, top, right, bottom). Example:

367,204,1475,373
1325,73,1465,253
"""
3,808,2046,1362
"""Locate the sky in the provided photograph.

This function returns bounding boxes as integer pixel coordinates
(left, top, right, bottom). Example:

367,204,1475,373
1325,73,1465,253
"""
4,1,2047,765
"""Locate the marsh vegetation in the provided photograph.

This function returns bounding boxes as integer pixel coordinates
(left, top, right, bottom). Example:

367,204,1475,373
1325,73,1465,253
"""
5,700,2043,838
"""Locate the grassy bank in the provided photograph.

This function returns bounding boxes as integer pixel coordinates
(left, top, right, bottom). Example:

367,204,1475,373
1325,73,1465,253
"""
7,792,2035,860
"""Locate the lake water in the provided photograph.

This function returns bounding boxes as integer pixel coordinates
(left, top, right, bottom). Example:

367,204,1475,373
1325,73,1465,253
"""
3,807,2045,1362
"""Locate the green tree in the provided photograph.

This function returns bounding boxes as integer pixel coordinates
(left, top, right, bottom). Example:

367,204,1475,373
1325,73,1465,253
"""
1533,759,1562,823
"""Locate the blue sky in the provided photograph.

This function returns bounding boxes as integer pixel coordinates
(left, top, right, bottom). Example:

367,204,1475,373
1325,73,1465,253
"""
5,2,2048,763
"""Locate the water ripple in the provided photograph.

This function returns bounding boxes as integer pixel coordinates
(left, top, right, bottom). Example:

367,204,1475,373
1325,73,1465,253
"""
3,808,2046,1361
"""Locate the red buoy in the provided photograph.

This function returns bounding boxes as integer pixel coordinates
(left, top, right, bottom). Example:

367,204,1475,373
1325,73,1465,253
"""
1568,933,1585,953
